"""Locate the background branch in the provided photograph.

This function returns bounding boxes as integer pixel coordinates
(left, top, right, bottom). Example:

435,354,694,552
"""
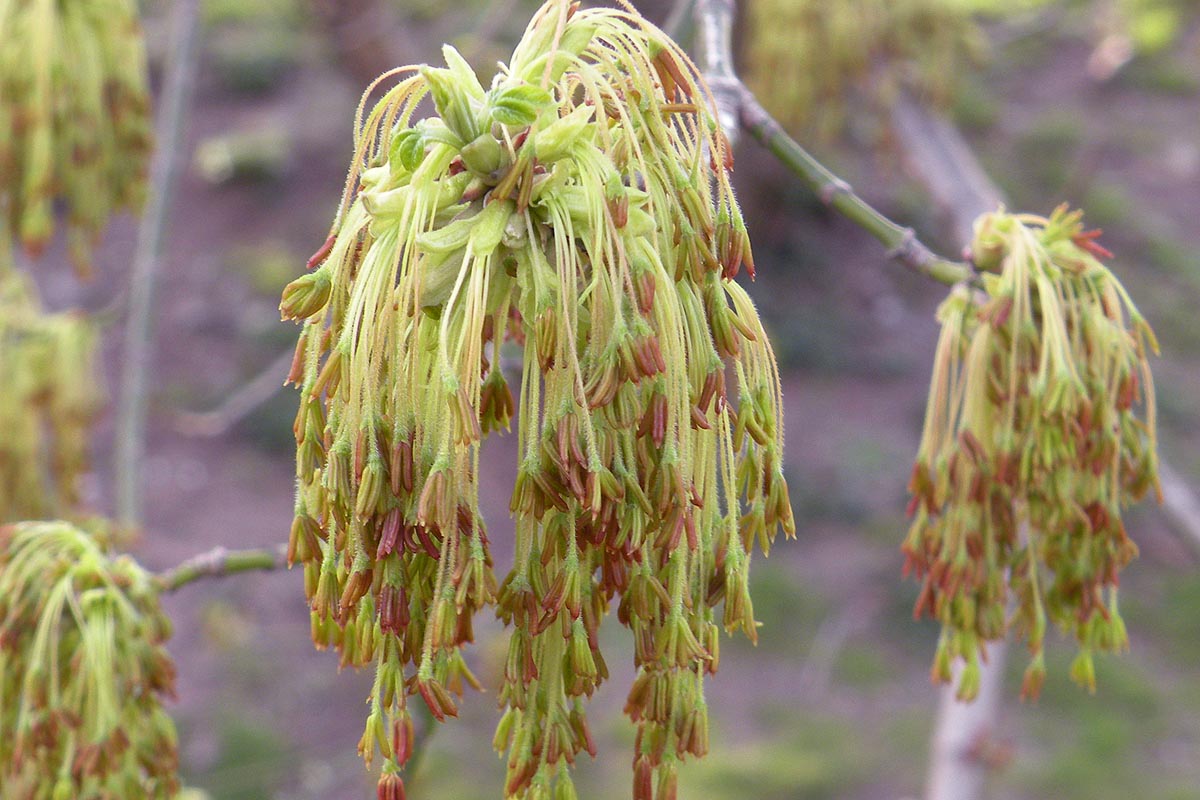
696,0,740,146
172,346,295,437
686,4,1003,792
662,0,695,41
890,95,1005,244
114,0,202,527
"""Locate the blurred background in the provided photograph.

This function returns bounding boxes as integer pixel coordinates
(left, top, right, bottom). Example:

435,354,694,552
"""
31,0,1200,798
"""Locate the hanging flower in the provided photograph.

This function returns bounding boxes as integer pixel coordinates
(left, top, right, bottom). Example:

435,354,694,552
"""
280,1,794,797
905,205,1158,700
0,0,152,275
0,269,102,523
0,521,180,798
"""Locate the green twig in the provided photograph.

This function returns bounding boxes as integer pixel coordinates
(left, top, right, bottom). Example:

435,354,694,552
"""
739,93,975,286
155,545,288,593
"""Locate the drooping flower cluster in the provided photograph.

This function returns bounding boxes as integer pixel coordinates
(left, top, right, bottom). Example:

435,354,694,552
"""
0,0,152,274
0,521,180,798
904,206,1159,700
0,269,102,523
745,0,985,138
280,1,793,797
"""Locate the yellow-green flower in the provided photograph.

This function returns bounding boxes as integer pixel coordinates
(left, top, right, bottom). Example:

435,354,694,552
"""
281,1,793,796
905,205,1158,700
0,269,102,523
0,521,180,798
0,0,152,275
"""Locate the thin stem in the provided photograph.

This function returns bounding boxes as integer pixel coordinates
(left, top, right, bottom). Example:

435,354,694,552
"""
155,545,289,593
739,93,974,286
115,0,202,527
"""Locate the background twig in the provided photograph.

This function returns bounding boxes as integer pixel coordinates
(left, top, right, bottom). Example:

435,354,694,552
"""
890,95,1004,245
114,0,202,527
172,346,295,437
1155,461,1200,558
687,4,1006,790
888,93,1017,800
662,0,695,41
695,0,740,145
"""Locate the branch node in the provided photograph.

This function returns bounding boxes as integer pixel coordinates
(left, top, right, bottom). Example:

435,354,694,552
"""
202,546,230,576
886,227,920,262
156,544,288,593
819,177,854,206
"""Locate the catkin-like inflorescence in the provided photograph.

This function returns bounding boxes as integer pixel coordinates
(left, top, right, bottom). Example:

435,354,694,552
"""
0,270,102,523
0,0,152,275
280,1,794,797
0,521,180,798
745,0,985,139
905,205,1159,700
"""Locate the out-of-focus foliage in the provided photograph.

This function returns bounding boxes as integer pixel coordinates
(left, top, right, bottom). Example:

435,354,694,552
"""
0,521,180,799
203,0,305,94
744,0,988,139
1086,0,1199,79
743,0,1200,139
1105,0,1194,54
0,268,102,524
202,0,302,26
0,0,152,276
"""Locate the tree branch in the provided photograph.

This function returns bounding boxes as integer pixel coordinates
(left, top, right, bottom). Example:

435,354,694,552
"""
689,4,991,798
890,94,1003,245
739,93,975,286
880,98,1013,800
691,5,1200,799
696,0,740,146
115,0,202,527
155,545,289,593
